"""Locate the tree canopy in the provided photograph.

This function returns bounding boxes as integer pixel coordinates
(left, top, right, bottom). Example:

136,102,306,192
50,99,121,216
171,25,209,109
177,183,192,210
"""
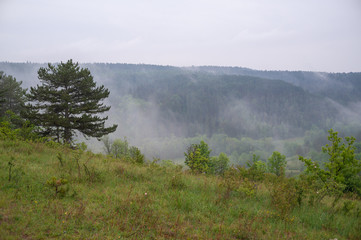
184,140,211,173
300,129,361,196
0,71,26,116
267,151,287,177
25,60,117,144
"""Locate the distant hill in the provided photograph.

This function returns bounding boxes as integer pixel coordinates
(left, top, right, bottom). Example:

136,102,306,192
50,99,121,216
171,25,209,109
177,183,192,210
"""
1,62,360,139
186,66,361,105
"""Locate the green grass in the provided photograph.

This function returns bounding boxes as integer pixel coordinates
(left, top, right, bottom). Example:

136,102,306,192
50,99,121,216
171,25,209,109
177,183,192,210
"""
1,139,360,239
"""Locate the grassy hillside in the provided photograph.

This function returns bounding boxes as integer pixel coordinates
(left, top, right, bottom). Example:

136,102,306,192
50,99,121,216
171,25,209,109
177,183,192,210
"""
1,139,360,239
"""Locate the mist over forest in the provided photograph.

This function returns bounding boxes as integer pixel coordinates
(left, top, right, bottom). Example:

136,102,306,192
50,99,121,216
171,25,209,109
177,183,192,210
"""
1,62,361,171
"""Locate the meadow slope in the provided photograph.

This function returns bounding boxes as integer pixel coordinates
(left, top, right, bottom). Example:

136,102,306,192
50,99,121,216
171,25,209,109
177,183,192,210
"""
0,139,360,239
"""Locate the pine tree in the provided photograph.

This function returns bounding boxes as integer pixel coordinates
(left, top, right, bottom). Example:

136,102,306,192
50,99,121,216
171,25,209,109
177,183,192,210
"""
25,60,117,144
0,71,27,116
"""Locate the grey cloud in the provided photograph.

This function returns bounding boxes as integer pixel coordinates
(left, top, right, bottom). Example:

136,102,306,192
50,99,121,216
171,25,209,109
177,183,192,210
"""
0,0,360,71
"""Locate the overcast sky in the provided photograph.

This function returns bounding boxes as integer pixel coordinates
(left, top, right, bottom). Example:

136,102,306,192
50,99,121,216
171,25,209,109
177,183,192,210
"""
0,0,360,72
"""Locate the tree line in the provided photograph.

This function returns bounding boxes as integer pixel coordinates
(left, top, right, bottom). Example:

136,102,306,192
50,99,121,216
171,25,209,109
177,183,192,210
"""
184,130,361,197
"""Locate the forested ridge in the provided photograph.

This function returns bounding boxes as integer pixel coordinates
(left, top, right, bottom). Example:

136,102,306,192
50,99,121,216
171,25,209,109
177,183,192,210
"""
1,62,359,140
130,73,335,138
187,66,361,104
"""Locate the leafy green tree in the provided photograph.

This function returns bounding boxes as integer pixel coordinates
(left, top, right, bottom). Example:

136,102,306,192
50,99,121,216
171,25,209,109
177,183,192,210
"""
25,60,117,144
185,140,211,173
198,140,212,159
129,146,145,164
111,138,129,159
109,137,145,164
0,71,26,116
209,152,229,175
300,129,361,196
267,151,287,177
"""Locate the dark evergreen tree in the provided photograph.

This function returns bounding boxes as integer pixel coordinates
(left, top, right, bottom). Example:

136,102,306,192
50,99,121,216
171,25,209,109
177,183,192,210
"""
25,60,117,144
0,71,26,116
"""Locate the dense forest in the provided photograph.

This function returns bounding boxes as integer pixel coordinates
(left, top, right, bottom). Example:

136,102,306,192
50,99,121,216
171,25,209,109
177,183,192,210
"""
1,62,360,169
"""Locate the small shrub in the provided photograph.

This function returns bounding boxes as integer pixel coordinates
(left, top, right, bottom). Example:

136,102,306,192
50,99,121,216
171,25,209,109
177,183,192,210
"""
270,178,298,220
244,154,267,181
0,113,40,141
221,168,241,191
216,168,240,203
0,121,19,140
219,167,257,201
76,142,88,152
129,146,145,164
46,177,69,198
294,177,308,206
45,140,62,149
237,178,256,198
208,152,229,175
342,200,356,215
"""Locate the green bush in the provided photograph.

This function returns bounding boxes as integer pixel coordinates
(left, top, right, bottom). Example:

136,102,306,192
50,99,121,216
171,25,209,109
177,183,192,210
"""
300,129,361,197
0,112,40,141
237,177,256,198
245,154,266,181
184,140,211,173
208,152,229,175
129,146,145,164
46,177,69,198
0,121,18,140
219,168,241,201
109,137,145,164
270,177,298,219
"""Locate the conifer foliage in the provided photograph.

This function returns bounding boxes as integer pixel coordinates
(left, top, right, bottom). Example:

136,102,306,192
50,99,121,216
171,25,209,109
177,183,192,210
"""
0,71,26,116
25,60,117,143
